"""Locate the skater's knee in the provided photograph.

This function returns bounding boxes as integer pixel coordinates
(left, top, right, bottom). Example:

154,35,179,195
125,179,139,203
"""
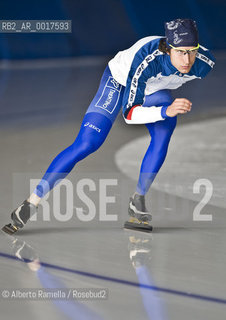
70,137,102,158
81,139,101,154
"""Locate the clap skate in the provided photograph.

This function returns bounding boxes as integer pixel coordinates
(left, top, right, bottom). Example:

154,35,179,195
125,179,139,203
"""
2,200,37,235
124,194,153,232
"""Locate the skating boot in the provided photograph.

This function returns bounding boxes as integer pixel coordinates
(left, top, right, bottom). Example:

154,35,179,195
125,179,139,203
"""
2,200,37,235
124,194,153,232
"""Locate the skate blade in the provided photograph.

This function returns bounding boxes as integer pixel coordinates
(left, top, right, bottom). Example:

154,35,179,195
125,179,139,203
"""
2,224,19,236
124,219,153,233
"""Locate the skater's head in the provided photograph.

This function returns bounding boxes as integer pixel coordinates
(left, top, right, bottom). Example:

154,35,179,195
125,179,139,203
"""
165,18,199,48
161,18,199,74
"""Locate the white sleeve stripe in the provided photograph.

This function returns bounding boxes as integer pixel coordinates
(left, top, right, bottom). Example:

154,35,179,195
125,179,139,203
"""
124,106,164,124
196,52,215,68
127,49,163,110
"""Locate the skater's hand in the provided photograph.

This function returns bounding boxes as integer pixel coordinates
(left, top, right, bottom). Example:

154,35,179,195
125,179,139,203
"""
166,98,192,117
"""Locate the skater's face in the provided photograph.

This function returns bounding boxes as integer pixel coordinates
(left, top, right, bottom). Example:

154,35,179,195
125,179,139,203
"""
168,45,198,74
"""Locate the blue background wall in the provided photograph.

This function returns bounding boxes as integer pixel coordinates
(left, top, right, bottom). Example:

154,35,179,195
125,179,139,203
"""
0,0,225,59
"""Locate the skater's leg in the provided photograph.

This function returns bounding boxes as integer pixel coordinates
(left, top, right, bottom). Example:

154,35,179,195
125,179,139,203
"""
2,66,124,234
125,90,176,231
136,115,177,195
136,89,176,195
2,114,113,235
